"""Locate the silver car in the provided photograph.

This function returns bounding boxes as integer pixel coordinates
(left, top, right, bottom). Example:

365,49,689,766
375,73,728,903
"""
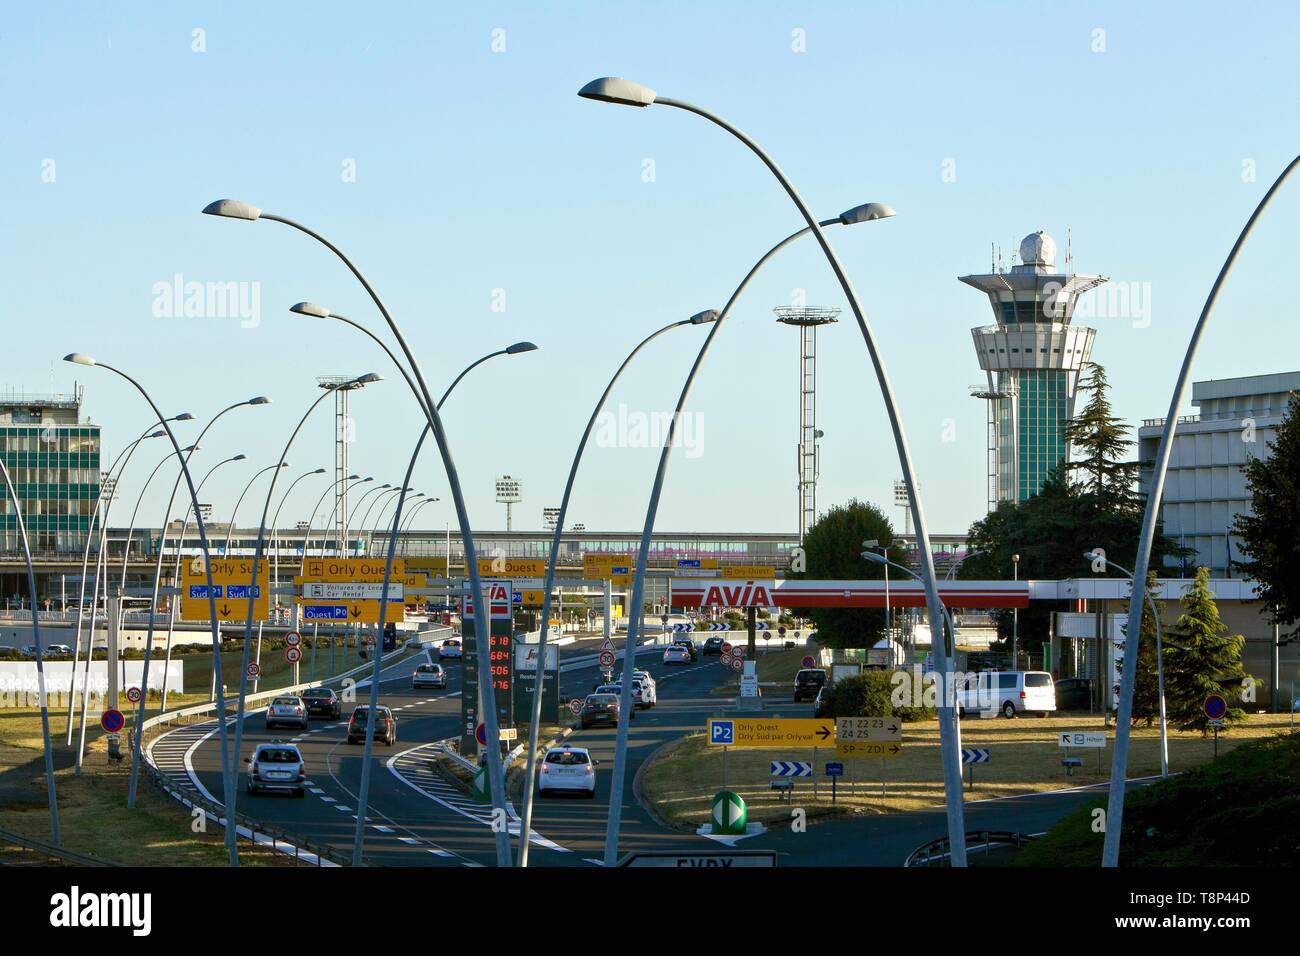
265,695,308,730
245,742,306,797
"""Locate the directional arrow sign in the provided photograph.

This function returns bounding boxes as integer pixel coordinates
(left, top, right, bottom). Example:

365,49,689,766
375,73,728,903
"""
181,558,269,622
836,716,902,742
835,741,903,759
769,760,812,777
706,718,835,749
710,790,747,836
961,748,991,765
302,582,404,601
1058,732,1106,749
302,604,348,621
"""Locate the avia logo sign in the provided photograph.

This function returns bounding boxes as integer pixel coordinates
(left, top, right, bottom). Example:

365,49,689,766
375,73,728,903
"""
701,584,774,608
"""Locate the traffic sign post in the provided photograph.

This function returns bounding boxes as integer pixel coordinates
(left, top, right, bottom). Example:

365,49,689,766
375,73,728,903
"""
1205,694,1228,757
706,717,834,749
825,761,844,804
569,698,583,718
961,748,990,789
245,661,260,680
100,709,124,734
181,557,270,622
801,655,815,669
125,687,142,705
1059,731,1107,774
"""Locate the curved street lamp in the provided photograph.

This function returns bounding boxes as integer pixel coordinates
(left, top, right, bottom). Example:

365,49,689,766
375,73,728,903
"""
578,77,964,864
206,200,518,867
1103,154,1300,867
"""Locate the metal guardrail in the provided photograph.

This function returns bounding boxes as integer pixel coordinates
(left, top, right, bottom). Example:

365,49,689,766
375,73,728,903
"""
904,830,1040,867
0,825,124,867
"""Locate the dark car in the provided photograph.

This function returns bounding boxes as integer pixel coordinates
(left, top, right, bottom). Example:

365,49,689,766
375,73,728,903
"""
580,693,621,730
793,668,827,703
673,638,699,661
300,686,342,719
703,637,725,655
347,705,397,746
1054,677,1094,711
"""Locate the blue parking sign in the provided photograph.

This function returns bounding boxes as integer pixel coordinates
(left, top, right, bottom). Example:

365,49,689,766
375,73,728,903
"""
709,719,735,746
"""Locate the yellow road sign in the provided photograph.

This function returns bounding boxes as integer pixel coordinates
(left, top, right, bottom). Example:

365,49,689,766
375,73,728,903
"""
584,554,632,585
299,599,399,625
721,565,776,579
405,556,452,577
479,557,548,578
181,557,269,622
835,741,903,759
299,557,404,582
705,717,835,749
519,589,545,607
836,716,902,742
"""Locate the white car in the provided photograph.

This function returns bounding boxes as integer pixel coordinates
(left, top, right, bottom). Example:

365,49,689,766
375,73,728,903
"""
244,742,306,797
537,745,597,798
439,639,463,660
663,645,691,665
957,670,1057,719
412,662,447,689
624,672,657,707
46,644,72,656
264,695,308,730
596,681,650,711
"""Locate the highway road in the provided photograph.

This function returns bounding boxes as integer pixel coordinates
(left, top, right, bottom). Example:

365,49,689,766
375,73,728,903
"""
153,636,1149,867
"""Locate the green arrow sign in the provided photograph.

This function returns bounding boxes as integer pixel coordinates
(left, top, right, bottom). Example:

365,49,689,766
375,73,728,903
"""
711,789,747,836
472,766,491,804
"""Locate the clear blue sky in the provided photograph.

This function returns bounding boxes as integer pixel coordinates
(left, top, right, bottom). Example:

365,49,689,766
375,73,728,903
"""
4,1,1298,537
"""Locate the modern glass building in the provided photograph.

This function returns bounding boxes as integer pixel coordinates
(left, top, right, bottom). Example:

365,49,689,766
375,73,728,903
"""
0,389,101,553
962,231,1106,509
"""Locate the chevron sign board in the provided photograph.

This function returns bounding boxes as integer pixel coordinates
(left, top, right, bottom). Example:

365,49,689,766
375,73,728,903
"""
711,790,748,835
961,748,990,764
708,622,728,631
770,761,812,777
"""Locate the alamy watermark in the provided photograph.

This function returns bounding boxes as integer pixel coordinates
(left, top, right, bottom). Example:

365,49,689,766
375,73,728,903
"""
593,403,704,459
151,273,261,328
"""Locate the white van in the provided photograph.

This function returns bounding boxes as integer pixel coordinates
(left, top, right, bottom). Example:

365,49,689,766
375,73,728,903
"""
957,670,1056,719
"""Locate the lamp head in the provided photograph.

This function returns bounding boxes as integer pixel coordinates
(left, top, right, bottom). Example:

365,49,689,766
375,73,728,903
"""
148,430,166,439
360,476,374,483
231,454,248,462
353,372,383,385
863,539,880,549
506,341,538,355
839,202,897,225
346,473,361,481
63,353,96,367
578,77,657,107
689,309,720,324
861,551,886,564
174,412,196,422
312,468,328,475
202,199,262,221
183,444,200,453
248,396,272,406
290,302,332,319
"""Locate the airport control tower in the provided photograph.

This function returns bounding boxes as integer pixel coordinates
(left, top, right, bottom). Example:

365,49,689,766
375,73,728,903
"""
961,231,1107,511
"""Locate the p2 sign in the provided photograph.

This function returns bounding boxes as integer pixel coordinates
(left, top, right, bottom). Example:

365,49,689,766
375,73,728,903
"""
708,719,735,746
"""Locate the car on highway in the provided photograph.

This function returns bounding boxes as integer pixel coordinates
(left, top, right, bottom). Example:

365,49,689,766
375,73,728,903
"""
793,668,827,702
347,705,397,745
46,644,72,656
663,644,691,665
957,670,1056,718
537,745,598,798
300,686,342,719
595,686,644,712
411,662,447,689
438,639,463,660
244,742,306,797
580,693,622,730
19,645,39,658
1053,677,1093,711
265,695,308,730
673,638,699,661
703,636,725,655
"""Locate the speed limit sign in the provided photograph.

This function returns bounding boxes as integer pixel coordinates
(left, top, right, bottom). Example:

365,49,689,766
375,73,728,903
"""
285,631,302,647
125,687,142,704
285,646,302,664
246,662,261,679
569,698,584,716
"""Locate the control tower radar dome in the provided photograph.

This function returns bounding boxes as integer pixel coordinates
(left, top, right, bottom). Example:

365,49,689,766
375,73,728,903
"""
1019,231,1056,268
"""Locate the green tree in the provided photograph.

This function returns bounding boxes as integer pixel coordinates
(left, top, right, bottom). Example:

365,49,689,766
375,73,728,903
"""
961,364,1187,652
788,499,893,648
1117,571,1164,727
1233,390,1300,641
1164,567,1249,733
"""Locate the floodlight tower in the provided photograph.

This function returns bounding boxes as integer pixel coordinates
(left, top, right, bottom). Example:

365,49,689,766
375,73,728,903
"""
318,375,369,555
496,475,521,531
775,306,840,542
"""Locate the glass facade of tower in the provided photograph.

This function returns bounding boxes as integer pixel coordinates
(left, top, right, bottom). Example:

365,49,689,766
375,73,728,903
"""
0,406,101,553
996,370,1069,502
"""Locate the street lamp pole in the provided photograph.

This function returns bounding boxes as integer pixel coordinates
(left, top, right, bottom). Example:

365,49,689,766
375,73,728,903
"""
63,355,239,863
516,313,713,866
206,200,519,866
0,458,60,844
580,77,966,864
1086,551,1169,778
1102,154,1300,867
225,375,381,861
574,203,888,866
